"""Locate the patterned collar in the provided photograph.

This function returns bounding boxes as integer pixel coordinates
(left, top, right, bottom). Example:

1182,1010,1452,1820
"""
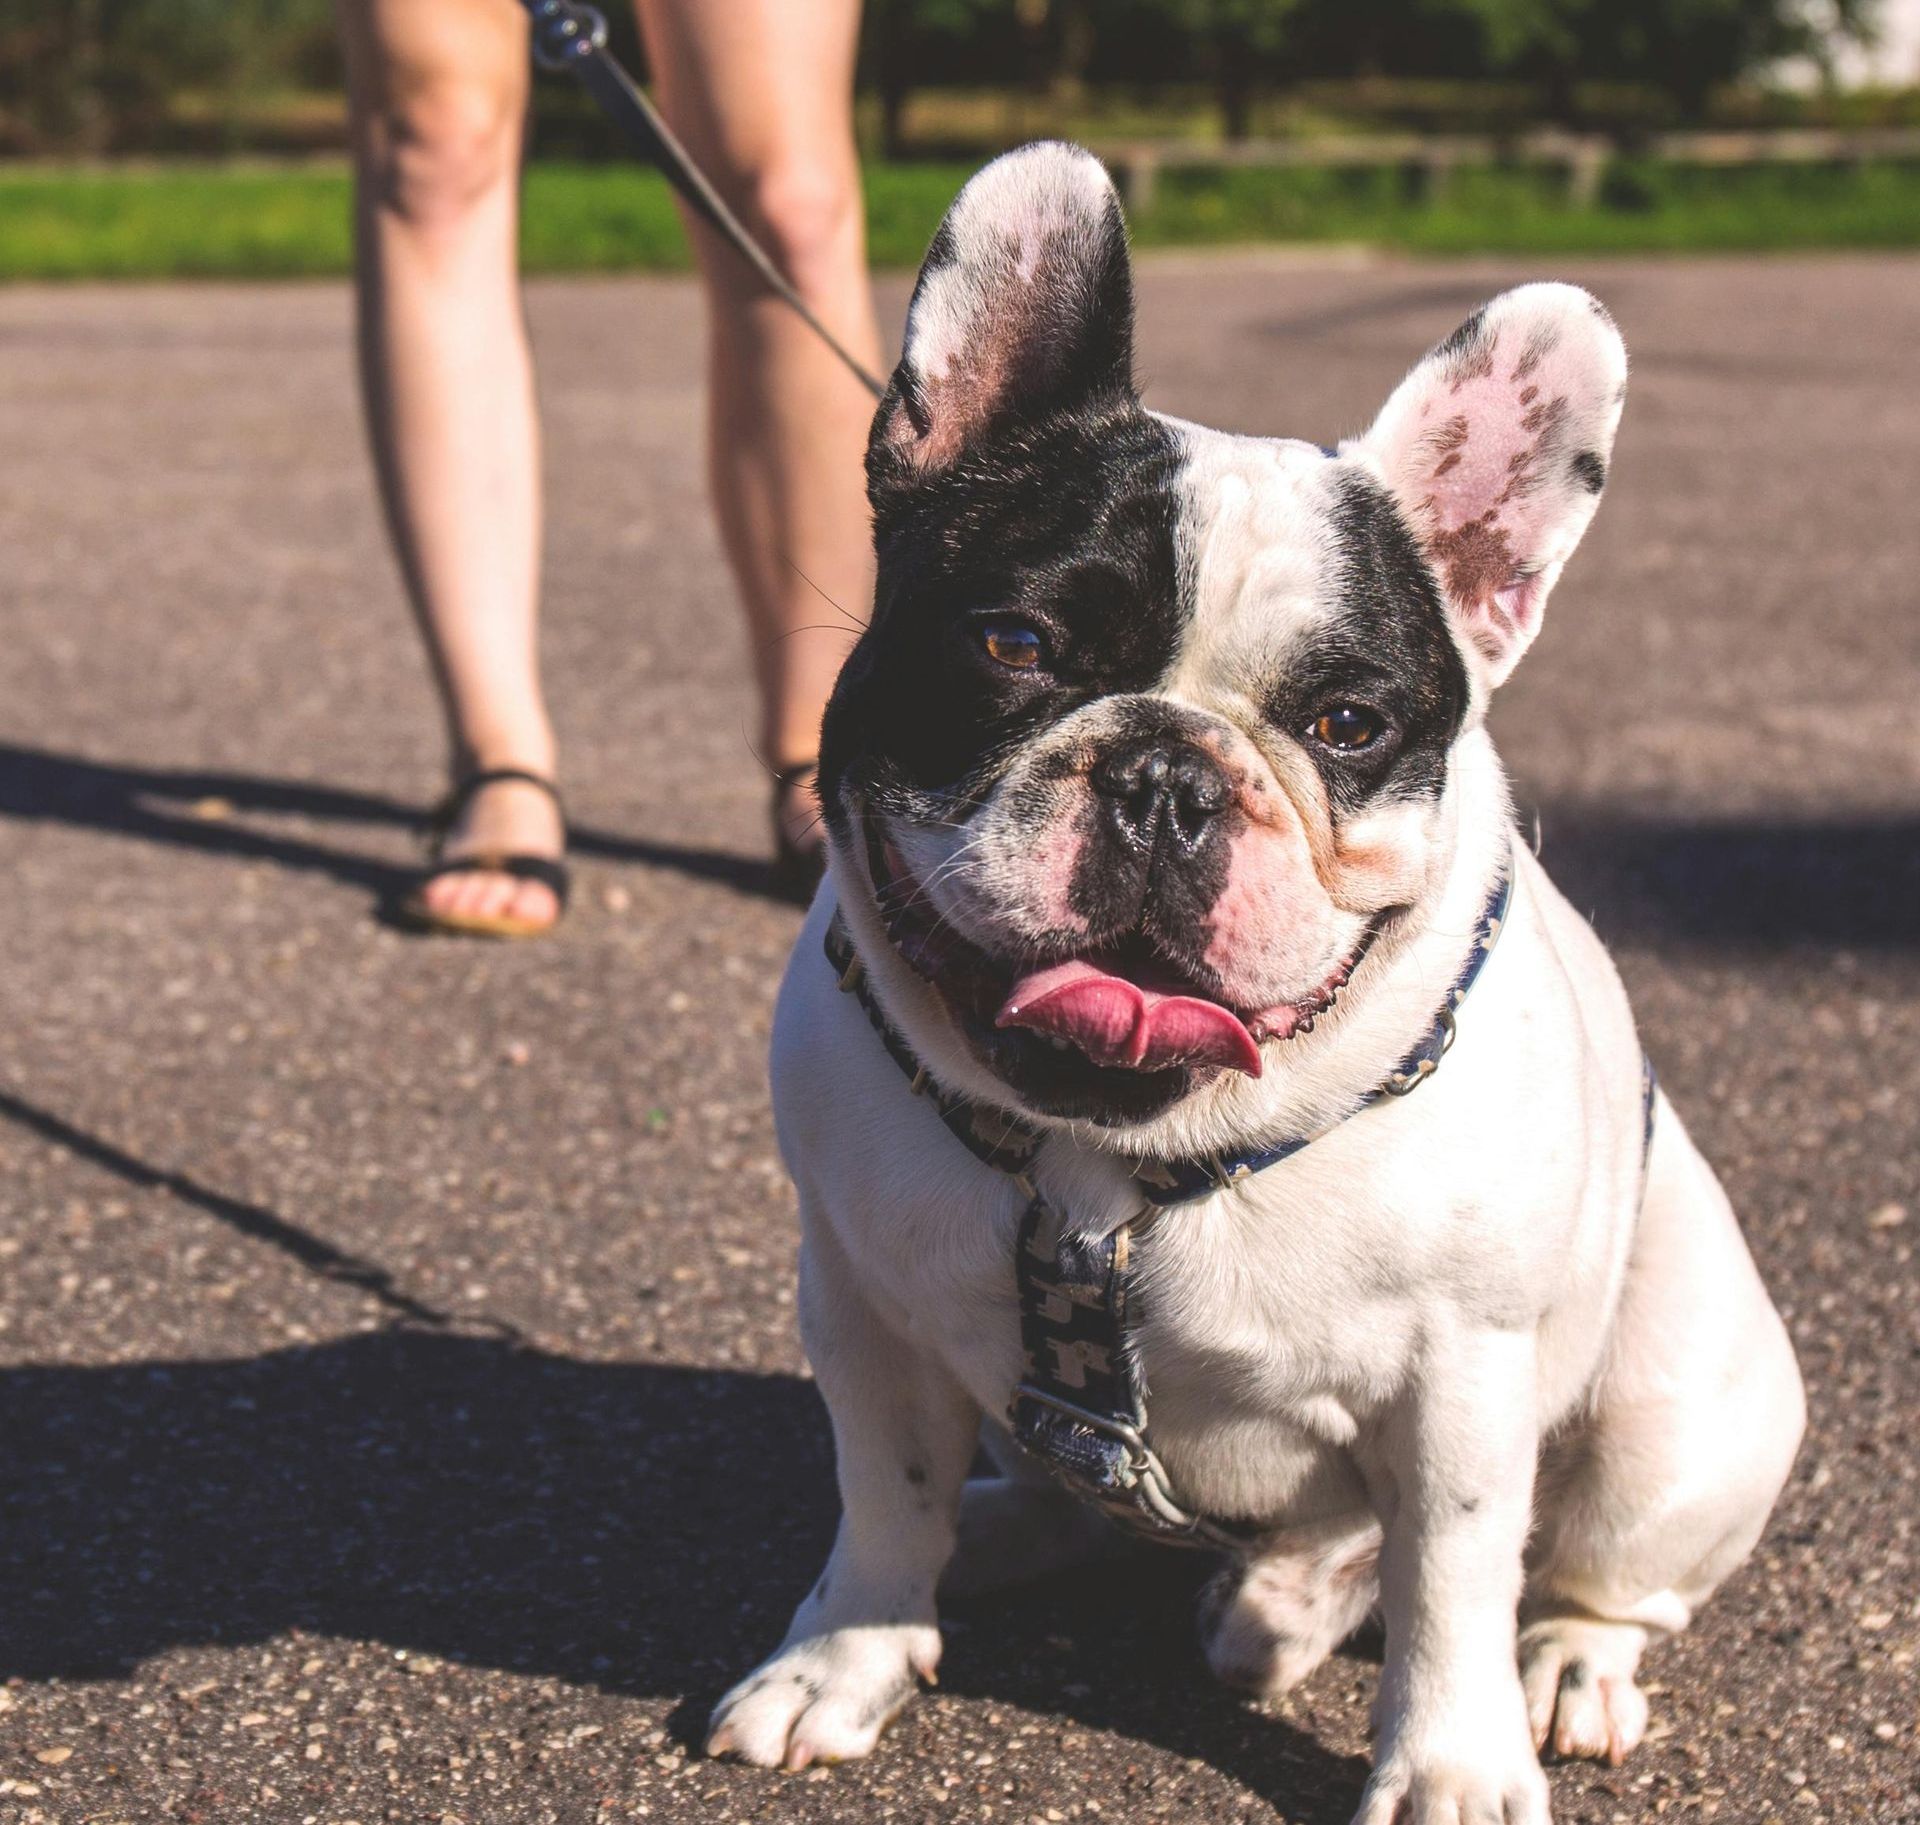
823,842,1517,1209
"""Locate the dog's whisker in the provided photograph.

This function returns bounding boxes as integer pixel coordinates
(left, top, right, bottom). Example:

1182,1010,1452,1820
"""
780,554,868,631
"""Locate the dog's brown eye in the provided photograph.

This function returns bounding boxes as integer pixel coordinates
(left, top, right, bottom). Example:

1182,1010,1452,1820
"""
981,620,1045,670
1313,705,1386,751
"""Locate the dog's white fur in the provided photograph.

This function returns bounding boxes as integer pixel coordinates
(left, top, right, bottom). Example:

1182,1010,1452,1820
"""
709,148,1805,1824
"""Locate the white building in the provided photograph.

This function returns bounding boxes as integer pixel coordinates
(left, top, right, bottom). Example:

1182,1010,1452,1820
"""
1778,0,1920,87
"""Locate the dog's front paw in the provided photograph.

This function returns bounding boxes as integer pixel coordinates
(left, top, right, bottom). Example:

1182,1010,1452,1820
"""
706,1623,940,1771
1354,1732,1550,1825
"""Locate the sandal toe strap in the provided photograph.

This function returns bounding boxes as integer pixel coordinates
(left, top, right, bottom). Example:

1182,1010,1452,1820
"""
418,852,571,909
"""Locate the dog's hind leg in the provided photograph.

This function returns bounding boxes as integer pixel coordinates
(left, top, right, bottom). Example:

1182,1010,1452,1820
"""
939,1423,1136,1600
1522,1106,1804,1766
1197,1514,1381,1698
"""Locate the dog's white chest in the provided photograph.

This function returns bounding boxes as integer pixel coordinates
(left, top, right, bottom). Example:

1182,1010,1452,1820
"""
793,1098,1421,1530
1116,1176,1422,1521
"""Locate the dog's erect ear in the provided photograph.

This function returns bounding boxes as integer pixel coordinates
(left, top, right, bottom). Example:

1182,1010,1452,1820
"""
871,142,1136,482
1351,284,1627,687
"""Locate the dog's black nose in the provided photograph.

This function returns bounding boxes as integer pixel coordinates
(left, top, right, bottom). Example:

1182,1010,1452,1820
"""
1092,737,1231,854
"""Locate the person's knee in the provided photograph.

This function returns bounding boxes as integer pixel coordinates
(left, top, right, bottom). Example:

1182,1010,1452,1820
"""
360,81,520,233
740,159,863,301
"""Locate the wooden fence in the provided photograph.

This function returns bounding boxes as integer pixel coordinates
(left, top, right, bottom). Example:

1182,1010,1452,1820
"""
1094,126,1920,211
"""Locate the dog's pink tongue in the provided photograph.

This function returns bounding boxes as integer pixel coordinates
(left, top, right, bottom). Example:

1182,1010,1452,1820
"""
996,961,1262,1077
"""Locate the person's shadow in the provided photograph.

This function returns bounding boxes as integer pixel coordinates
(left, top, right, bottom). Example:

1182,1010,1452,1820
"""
0,741,788,908
0,1087,1370,1819
5,738,1917,946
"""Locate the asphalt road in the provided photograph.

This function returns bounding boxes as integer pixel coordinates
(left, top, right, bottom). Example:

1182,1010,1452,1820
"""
1,252,1916,1825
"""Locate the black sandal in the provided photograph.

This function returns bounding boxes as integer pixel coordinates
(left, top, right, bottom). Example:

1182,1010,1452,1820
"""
397,768,571,939
769,759,826,906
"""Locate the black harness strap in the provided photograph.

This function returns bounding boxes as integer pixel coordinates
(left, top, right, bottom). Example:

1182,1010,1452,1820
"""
824,918,1047,1184
1640,1052,1660,1179
1009,1200,1264,1547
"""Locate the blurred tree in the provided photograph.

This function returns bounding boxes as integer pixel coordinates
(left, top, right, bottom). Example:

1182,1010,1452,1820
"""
1143,0,1303,138
1277,0,1491,84
0,0,1888,157
1,0,339,153
0,0,336,154
1047,0,1099,105
1453,0,1879,122
869,0,1021,158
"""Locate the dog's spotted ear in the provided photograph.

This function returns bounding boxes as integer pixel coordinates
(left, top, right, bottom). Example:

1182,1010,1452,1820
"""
870,143,1136,486
1350,284,1628,688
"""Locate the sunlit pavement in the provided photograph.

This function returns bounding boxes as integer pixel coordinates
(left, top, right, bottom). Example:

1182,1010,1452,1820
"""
1,255,1915,1823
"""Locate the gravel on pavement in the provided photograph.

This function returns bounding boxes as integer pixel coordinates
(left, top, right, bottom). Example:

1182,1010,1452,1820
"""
1,251,1916,1824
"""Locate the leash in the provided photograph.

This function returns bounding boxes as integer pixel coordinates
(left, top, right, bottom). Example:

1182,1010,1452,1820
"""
518,0,890,402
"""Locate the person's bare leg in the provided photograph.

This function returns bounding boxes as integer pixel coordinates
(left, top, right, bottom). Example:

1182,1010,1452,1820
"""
340,0,562,931
635,0,882,853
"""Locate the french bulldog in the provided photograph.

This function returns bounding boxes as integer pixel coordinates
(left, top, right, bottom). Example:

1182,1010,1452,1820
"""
708,144,1805,1824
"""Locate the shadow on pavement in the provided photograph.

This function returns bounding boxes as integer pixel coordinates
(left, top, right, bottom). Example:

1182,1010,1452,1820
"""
1255,278,1499,344
0,741,788,906
0,1089,489,1339
1529,804,1920,952
4,740,1916,950
0,1088,1367,1818
0,1333,1366,1818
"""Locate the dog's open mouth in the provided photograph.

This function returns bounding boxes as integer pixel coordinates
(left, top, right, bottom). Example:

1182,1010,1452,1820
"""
866,829,1377,1086
997,951,1266,1076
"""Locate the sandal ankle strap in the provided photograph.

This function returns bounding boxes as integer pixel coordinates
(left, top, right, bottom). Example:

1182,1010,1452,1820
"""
428,767,567,839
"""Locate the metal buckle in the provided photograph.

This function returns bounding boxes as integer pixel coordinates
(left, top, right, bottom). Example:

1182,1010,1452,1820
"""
528,0,608,71
1012,1383,1205,1534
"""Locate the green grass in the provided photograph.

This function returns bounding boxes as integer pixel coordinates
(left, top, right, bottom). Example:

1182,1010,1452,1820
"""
1144,158,1920,254
2,156,1917,282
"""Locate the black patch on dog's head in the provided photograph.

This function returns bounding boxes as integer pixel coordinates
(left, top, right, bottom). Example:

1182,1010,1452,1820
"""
825,146,1183,834
1265,469,1469,815
822,400,1186,834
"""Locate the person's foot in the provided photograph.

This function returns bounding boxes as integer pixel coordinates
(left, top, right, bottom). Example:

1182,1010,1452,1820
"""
418,772,566,933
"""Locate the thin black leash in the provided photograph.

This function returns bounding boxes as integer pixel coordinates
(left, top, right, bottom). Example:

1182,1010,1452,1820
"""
520,0,890,402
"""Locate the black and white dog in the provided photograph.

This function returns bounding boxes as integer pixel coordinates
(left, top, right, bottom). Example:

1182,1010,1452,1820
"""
709,145,1804,1823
